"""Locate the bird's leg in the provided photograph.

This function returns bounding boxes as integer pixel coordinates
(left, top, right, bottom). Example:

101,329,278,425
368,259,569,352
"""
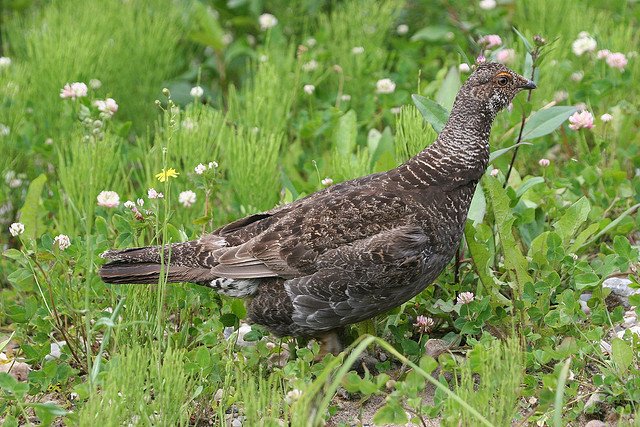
315,330,343,361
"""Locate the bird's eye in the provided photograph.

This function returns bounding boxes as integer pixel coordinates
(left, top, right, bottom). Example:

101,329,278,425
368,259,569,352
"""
496,75,510,86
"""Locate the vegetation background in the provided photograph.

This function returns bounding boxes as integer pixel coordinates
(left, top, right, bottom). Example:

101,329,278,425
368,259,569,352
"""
1,0,639,425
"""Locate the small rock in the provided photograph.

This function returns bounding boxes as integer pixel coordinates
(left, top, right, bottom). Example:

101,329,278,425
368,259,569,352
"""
231,419,242,427
579,300,591,315
424,339,450,358
623,311,637,328
45,340,67,361
235,323,254,347
213,388,224,402
603,277,639,309
0,360,30,381
584,388,605,413
599,340,612,354
584,420,606,427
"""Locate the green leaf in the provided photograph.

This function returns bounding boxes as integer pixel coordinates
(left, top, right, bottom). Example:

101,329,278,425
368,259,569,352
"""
3,249,24,261
0,332,14,353
373,400,408,425
411,94,449,133
580,203,640,249
568,222,599,253
18,173,47,240
436,66,461,111
419,355,438,374
410,25,453,42
0,373,28,396
553,197,591,243
512,27,533,52
188,2,225,50
611,338,633,374
334,109,357,156
574,273,600,290
192,215,212,225
521,106,577,140
111,214,131,233
489,142,532,163
95,215,109,237
32,403,67,426
369,127,395,172
468,183,486,226
516,177,544,198
484,176,533,286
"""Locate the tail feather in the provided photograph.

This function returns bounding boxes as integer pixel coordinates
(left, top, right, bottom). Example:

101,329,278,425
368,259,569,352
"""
99,241,217,285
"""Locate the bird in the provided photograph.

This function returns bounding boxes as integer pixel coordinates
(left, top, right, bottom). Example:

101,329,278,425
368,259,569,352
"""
100,62,536,357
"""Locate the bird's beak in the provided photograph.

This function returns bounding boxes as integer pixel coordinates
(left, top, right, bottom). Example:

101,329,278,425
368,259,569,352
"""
519,80,537,90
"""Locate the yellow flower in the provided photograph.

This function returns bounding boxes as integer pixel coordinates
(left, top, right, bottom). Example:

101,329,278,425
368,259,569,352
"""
155,168,179,182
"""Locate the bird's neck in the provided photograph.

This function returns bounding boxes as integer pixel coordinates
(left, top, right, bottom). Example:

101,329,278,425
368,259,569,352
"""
396,99,495,188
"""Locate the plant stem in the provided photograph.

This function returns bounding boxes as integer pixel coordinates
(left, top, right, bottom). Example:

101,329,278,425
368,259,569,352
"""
504,52,538,187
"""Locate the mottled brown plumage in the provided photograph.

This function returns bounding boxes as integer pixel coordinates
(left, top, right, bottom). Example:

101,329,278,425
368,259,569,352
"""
100,63,535,354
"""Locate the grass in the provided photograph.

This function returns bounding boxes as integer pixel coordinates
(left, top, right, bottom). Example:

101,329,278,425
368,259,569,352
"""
1,0,640,425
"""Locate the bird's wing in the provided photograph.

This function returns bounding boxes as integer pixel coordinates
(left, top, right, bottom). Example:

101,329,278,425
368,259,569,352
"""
284,225,443,331
208,188,423,280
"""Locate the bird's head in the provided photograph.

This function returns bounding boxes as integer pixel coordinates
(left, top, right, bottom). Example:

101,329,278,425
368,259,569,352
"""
461,62,536,115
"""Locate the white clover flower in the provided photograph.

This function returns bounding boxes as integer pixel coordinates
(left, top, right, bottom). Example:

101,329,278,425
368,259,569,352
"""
479,0,497,9
208,161,219,169
606,52,628,71
570,71,584,82
554,90,569,103
147,188,164,199
0,57,12,69
190,86,204,97
178,190,197,207
0,124,9,137
9,222,24,237
302,60,319,72
596,49,611,60
136,198,144,206
568,110,594,130
60,82,88,100
222,33,234,45
194,163,206,175
414,315,435,333
285,389,303,404
572,32,597,56
181,118,196,131
538,158,550,167
124,200,135,209
303,84,315,95
478,34,502,49
89,79,102,89
600,113,613,122
259,54,269,62
94,98,118,117
396,24,409,35
457,291,475,305
376,78,396,94
259,13,278,30
97,191,120,208
351,46,365,55
321,177,333,186
459,63,471,73
54,234,71,250
340,94,351,102
495,48,516,64
490,168,499,177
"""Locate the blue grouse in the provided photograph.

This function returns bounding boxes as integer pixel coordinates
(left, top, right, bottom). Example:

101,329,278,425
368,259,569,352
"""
100,62,536,356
